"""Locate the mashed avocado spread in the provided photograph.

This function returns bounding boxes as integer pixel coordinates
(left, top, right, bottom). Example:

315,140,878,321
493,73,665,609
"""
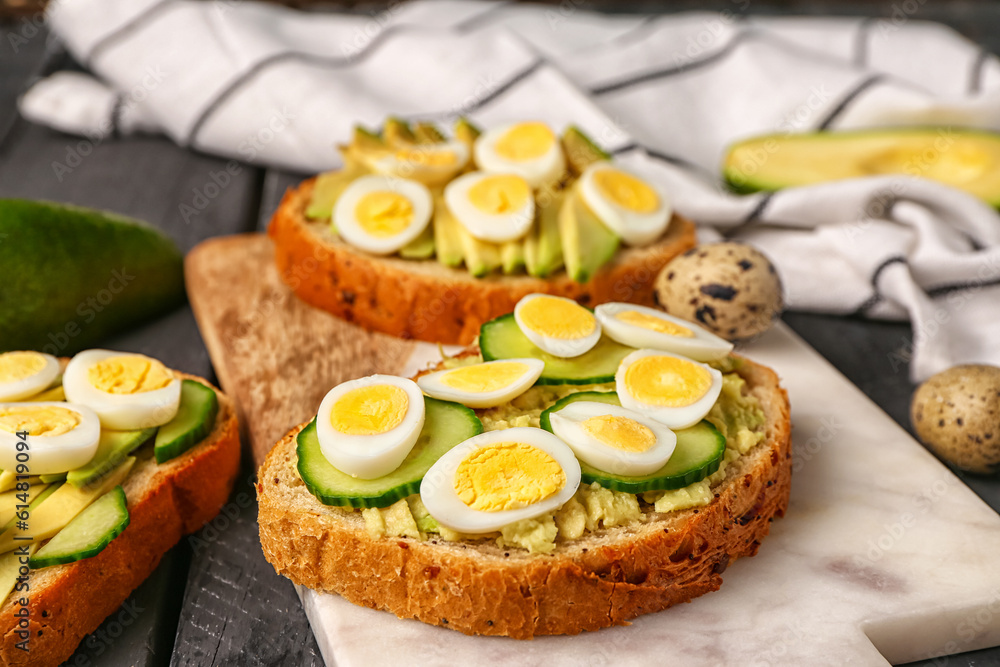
358,355,766,554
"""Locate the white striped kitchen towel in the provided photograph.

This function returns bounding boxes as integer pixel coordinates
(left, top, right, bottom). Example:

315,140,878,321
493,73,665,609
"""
20,0,1000,381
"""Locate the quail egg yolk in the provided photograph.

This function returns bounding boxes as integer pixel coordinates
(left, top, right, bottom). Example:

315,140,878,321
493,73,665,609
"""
0,406,80,437
88,355,173,395
594,169,660,213
616,310,694,337
581,415,657,453
624,356,713,408
330,384,408,436
454,442,565,512
354,191,414,238
0,352,47,383
468,175,531,215
518,296,596,340
440,362,530,393
495,122,555,161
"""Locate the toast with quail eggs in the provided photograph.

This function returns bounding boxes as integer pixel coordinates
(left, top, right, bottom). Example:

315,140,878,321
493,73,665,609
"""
268,119,696,345
0,350,240,666
257,298,790,638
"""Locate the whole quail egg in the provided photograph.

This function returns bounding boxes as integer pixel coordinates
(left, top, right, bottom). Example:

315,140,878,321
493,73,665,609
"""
654,243,783,342
911,364,1000,474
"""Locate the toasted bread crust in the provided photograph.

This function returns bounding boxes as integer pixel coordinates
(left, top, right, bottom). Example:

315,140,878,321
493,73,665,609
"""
0,374,241,667
257,357,790,638
268,178,697,345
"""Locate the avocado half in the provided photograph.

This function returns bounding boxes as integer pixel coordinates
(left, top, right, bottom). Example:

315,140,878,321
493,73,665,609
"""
722,128,1000,208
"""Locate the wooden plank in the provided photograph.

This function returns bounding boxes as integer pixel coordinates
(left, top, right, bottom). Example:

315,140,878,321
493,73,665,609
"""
185,233,418,466
168,463,323,667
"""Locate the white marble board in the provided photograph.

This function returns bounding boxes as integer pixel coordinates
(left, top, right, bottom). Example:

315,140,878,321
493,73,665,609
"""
296,322,1000,667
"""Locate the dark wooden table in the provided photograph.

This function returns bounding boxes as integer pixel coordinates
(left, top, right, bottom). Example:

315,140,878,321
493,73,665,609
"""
1,3,998,665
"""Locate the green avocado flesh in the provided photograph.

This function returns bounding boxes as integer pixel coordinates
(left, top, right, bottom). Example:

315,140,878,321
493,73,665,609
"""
67,428,156,488
305,120,625,281
297,397,483,508
0,200,184,354
29,486,130,569
479,313,633,385
724,128,1000,207
538,391,726,493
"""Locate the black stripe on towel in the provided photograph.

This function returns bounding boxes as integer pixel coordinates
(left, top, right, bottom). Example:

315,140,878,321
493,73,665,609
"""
968,48,990,95
590,30,751,96
854,17,875,68
853,254,906,314
721,192,775,238
409,59,544,122
816,74,885,130
927,276,1000,299
86,0,177,66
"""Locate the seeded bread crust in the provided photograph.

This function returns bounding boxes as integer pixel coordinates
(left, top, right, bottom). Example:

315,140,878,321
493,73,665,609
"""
257,355,790,639
0,373,241,667
268,178,697,345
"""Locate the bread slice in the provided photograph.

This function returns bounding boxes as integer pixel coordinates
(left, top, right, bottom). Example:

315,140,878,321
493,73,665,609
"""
268,178,697,345
257,356,790,638
0,373,241,666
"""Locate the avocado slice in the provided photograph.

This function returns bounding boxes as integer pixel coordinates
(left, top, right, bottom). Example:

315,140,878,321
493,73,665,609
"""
723,128,1000,207
66,427,156,488
500,239,526,274
0,482,51,526
431,195,466,268
383,117,416,147
457,225,503,277
524,188,565,278
454,117,482,149
399,223,436,259
558,186,620,284
0,458,134,552
306,166,366,220
413,122,446,144
562,126,611,177
0,200,185,354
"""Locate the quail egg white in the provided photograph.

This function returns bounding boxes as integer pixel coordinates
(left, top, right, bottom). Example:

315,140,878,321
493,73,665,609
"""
416,359,544,409
444,171,535,243
333,175,433,255
578,162,671,245
594,303,733,362
513,294,602,358
419,427,581,534
315,374,426,479
63,350,181,430
615,349,723,430
547,401,677,476
0,351,60,402
0,402,100,474
473,121,565,188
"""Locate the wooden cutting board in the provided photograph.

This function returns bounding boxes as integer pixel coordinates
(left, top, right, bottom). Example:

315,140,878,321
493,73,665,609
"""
187,233,1000,666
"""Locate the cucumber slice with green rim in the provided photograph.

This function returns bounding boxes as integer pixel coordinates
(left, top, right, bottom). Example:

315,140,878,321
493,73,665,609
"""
67,427,156,488
298,396,483,508
29,486,129,569
540,391,726,493
539,390,620,431
154,380,219,464
480,313,634,385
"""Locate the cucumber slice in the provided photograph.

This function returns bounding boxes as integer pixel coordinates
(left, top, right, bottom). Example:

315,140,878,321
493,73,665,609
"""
540,391,726,493
154,380,219,464
67,427,155,488
298,397,482,508
480,313,634,385
29,486,129,569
